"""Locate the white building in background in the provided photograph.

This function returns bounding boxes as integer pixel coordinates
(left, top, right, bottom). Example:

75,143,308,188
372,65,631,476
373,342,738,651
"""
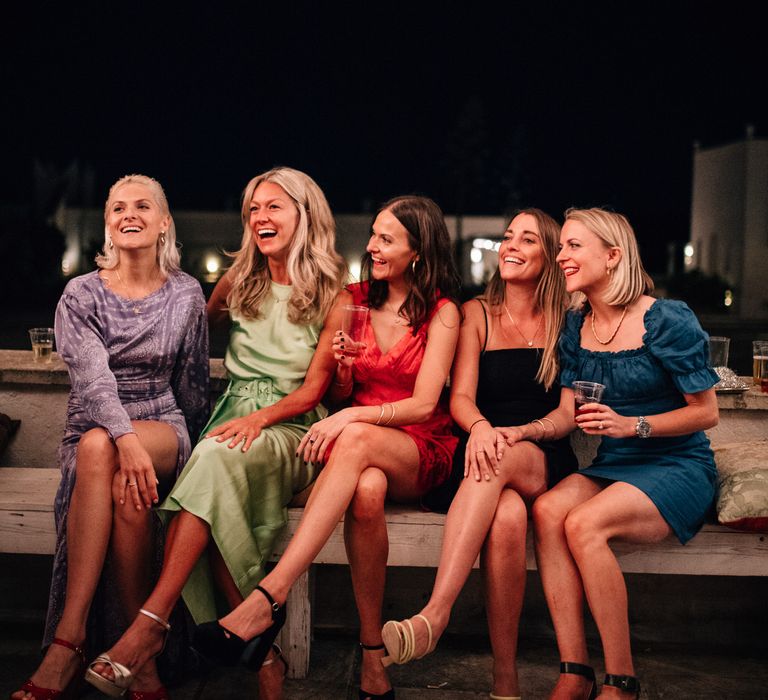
55,207,506,287
688,132,768,319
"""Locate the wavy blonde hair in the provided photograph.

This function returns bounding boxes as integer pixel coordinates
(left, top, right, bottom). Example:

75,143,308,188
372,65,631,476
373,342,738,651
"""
564,207,654,309
483,208,569,390
96,174,180,274
227,167,347,324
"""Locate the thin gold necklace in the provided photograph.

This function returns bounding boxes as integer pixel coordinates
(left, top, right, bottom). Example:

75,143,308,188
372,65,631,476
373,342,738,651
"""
591,306,627,345
503,304,543,347
115,267,158,315
383,301,406,325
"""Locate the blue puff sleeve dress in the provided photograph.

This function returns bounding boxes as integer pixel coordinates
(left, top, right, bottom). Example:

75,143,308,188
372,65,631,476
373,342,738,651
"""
559,299,719,544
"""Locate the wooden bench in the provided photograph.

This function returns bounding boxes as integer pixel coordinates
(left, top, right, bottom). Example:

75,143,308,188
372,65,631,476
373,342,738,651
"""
2,467,767,679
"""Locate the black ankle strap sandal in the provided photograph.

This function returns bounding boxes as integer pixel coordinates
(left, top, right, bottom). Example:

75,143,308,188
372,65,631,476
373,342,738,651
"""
560,662,597,699
604,674,641,697
358,642,395,700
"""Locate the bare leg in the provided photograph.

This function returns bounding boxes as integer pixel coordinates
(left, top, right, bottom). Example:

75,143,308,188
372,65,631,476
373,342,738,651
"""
218,422,421,644
12,428,118,699
345,468,391,697
89,509,211,681
482,488,528,699
563,483,670,698
108,421,179,693
402,442,546,659
533,474,602,700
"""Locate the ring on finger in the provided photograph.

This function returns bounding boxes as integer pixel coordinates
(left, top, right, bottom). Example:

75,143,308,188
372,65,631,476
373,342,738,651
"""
128,482,137,487
309,436,317,443
599,421,604,430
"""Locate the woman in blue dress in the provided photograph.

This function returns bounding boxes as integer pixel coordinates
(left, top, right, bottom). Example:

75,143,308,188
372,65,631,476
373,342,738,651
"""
532,208,719,699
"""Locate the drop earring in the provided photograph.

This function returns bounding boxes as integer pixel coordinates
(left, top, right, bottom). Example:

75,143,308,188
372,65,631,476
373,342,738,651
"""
159,231,166,246
108,236,114,250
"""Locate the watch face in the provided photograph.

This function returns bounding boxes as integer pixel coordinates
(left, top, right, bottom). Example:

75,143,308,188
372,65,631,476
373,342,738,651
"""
636,417,651,438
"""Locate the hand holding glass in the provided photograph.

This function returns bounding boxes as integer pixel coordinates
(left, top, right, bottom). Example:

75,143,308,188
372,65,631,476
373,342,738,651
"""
572,380,606,421
341,305,369,358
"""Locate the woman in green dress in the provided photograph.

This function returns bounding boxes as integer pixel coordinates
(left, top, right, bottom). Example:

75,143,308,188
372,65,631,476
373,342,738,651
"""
85,166,347,699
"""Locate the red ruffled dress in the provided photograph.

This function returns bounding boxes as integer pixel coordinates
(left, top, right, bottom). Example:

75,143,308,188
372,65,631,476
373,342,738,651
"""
346,282,457,493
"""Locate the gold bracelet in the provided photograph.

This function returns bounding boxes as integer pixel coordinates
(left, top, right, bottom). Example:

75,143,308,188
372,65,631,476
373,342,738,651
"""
531,419,546,441
540,417,556,437
375,404,386,425
384,402,396,425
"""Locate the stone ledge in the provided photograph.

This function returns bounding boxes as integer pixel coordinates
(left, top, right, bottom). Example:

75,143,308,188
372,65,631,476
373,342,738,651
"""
2,349,765,411
0,349,228,391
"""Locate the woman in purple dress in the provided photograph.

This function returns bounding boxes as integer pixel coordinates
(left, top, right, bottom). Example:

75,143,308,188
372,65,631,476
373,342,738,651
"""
12,174,208,700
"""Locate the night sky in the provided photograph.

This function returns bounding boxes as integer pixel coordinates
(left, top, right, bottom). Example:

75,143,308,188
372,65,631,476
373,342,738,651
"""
3,2,767,272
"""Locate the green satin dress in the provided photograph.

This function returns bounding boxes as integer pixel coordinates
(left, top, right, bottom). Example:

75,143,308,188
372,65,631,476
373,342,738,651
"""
159,281,326,623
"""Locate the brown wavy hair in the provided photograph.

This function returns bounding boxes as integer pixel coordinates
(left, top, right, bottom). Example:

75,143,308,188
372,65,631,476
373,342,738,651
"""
361,195,461,332
483,208,569,389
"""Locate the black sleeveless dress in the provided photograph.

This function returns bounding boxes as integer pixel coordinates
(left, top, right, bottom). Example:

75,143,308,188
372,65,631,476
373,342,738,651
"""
423,306,577,512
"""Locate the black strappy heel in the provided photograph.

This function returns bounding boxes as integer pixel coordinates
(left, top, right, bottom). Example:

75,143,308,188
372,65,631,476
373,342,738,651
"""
560,661,597,700
192,585,287,670
358,642,395,700
603,673,640,698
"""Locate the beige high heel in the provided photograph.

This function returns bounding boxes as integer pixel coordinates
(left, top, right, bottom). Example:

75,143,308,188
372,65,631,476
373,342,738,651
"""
489,694,521,700
380,614,434,667
84,609,170,697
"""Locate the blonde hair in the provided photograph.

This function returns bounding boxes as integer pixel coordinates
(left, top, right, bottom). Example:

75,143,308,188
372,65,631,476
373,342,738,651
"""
227,167,347,325
96,174,180,274
483,208,568,390
564,207,654,308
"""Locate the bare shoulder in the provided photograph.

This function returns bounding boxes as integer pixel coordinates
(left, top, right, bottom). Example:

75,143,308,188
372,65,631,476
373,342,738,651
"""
433,299,461,329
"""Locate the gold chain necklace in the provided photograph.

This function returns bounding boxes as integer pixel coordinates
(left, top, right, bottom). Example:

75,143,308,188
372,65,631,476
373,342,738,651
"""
383,301,406,325
503,304,543,347
115,267,158,315
590,306,627,345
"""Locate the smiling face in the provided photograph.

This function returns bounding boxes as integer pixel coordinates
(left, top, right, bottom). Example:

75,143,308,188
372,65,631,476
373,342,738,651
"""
248,181,300,262
556,219,616,296
106,182,170,254
366,208,418,284
498,213,545,284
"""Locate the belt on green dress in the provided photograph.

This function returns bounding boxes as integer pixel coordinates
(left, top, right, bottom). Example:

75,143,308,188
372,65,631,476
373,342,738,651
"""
224,377,286,405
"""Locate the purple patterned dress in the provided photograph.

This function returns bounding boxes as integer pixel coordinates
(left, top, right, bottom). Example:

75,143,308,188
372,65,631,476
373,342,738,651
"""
43,269,209,650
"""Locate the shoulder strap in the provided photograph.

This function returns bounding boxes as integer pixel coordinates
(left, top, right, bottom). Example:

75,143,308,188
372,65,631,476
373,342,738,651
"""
478,299,489,353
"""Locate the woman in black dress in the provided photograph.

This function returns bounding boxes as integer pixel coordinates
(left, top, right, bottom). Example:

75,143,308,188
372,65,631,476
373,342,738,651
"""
381,209,576,700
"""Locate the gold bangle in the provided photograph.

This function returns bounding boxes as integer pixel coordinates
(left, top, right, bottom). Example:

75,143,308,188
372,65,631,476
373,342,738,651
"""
375,404,385,425
530,419,546,441
540,417,556,436
384,402,396,425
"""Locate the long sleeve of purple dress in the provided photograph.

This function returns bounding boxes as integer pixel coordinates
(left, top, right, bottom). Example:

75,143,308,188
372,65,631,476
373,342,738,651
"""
54,281,135,440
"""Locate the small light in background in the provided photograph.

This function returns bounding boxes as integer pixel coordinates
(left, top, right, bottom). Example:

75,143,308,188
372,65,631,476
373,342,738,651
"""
205,255,221,275
470,248,483,263
724,289,733,307
683,243,695,267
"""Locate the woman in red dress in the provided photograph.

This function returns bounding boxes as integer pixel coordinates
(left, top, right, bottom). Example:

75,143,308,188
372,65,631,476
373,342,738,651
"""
193,195,462,700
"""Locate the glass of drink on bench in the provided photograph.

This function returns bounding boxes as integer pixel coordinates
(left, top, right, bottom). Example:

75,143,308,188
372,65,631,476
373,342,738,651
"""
752,340,768,389
572,380,606,422
29,327,55,363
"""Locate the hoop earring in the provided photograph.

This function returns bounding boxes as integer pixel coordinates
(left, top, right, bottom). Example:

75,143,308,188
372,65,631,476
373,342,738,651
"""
411,259,417,274
108,236,113,250
159,232,166,246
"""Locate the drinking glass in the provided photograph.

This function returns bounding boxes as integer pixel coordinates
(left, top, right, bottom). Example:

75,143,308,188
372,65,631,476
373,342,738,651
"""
29,327,55,364
572,380,606,420
752,341,768,387
708,336,730,369
342,305,369,357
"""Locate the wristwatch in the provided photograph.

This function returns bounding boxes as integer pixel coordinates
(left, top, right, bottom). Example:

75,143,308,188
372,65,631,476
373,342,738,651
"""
635,416,652,438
